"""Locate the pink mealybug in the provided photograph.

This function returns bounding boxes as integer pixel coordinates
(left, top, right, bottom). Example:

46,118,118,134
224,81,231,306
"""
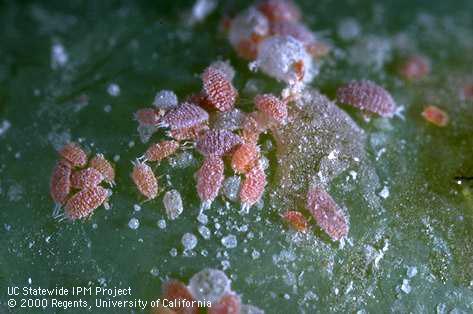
134,108,161,126
336,80,397,118
50,159,72,205
196,129,242,157
144,140,180,162
306,186,348,241
208,293,241,314
161,280,198,314
422,105,449,127
58,142,87,167
161,102,209,130
196,155,224,210
239,161,266,213
254,93,288,125
64,186,109,220
241,112,267,144
202,66,238,112
89,154,115,186
399,55,430,81
70,167,104,189
231,142,260,174
281,211,309,232
167,123,209,141
257,0,301,23
131,160,158,200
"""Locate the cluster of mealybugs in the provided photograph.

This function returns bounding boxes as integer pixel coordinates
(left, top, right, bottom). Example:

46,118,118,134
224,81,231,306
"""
150,268,264,314
50,142,114,221
131,60,287,215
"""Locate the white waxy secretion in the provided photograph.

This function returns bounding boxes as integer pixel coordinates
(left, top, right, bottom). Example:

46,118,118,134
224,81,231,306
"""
163,189,183,220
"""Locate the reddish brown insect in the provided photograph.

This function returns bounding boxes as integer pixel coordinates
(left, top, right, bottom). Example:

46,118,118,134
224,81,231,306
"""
231,142,260,174
254,94,288,125
50,159,72,205
65,185,109,220
422,105,449,127
293,60,305,81
162,102,209,130
202,66,238,112
281,211,309,232
399,55,430,81
70,167,104,189
240,161,266,213
144,140,180,162
58,142,87,167
89,154,115,186
132,160,158,200
257,0,301,23
241,112,267,143
167,123,209,141
196,155,224,209
306,187,348,241
196,129,242,157
161,280,198,314
134,108,161,126
336,80,397,118
208,293,241,314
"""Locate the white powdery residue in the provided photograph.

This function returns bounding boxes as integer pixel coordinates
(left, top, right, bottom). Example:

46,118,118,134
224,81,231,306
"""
198,225,211,239
400,279,411,294
107,83,121,97
376,147,386,160
349,170,358,181
182,233,198,251
157,219,167,229
327,149,339,160
337,18,361,41
0,120,11,137
128,218,140,230
189,0,217,25
163,189,183,220
197,213,208,225
374,239,389,268
51,42,68,69
407,266,418,278
133,204,141,212
378,186,390,199
221,234,238,248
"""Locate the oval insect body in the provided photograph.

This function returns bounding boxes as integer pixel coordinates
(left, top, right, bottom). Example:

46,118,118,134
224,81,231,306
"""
50,159,72,205
132,160,158,200
422,105,449,127
162,102,209,130
241,112,267,144
202,66,238,112
144,140,180,162
65,185,108,220
281,211,308,232
58,142,87,167
196,155,225,209
89,154,115,186
336,80,397,118
306,186,348,241
254,93,288,125
70,167,104,189
239,161,266,213
134,108,161,126
231,142,260,174
399,55,430,81
162,280,198,314
167,123,209,141
257,0,301,23
196,129,242,157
